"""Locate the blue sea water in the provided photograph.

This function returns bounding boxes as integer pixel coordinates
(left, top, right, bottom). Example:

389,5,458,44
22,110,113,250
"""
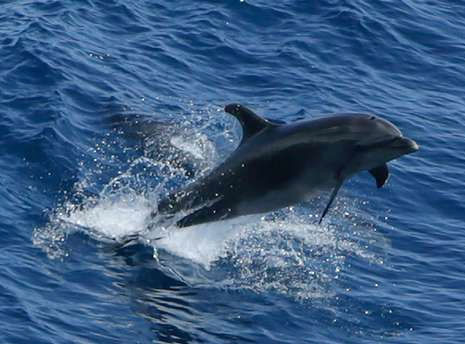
1,0,464,342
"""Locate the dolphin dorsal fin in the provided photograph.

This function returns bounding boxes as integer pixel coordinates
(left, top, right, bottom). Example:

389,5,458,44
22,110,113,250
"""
224,104,277,142
369,164,389,188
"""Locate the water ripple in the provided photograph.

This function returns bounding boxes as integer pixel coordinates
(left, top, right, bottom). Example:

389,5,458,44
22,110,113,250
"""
1,0,465,342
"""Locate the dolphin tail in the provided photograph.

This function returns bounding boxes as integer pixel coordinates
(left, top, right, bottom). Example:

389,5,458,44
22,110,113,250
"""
108,233,141,252
319,179,344,224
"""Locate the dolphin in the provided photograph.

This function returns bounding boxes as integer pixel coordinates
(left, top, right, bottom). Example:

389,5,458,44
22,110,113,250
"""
155,104,419,227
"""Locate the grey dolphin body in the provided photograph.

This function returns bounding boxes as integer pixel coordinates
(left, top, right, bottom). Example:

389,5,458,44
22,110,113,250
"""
156,104,419,227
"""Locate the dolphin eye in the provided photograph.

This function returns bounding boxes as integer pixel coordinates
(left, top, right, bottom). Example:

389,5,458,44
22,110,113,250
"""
370,116,376,120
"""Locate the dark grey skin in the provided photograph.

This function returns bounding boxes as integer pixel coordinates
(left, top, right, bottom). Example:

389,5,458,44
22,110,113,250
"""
156,104,419,228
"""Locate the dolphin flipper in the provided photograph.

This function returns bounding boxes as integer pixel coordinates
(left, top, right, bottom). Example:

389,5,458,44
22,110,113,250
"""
224,104,278,142
319,179,344,224
369,164,389,188
319,162,388,224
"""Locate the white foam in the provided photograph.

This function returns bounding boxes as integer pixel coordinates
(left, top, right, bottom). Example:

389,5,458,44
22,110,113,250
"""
154,216,253,269
170,134,216,161
59,193,152,240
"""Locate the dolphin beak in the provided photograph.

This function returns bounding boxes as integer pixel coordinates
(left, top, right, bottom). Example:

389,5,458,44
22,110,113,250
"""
394,137,419,154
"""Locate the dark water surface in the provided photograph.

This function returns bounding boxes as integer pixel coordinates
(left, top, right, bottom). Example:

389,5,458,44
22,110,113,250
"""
1,1,464,343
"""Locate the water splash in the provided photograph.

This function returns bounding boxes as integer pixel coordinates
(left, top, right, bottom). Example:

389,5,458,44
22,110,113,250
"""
33,105,387,300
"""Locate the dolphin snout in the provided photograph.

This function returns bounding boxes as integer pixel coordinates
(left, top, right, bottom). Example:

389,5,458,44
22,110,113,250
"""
393,137,419,153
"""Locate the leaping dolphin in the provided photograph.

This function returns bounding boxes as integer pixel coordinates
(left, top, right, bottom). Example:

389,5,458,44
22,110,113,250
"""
155,104,419,227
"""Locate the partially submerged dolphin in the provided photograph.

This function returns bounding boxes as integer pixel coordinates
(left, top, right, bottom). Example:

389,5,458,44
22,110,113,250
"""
155,104,418,227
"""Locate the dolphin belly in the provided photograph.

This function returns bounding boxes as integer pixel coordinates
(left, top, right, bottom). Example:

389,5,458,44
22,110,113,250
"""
174,164,337,228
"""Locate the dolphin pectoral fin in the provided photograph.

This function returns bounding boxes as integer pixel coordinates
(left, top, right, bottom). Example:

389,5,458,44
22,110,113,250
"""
319,179,344,224
224,104,278,142
369,164,389,188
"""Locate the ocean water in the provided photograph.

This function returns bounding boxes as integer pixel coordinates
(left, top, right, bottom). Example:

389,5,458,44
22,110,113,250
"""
1,0,464,343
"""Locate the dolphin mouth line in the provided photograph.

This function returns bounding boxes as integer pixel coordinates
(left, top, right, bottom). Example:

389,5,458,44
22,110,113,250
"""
361,136,419,152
